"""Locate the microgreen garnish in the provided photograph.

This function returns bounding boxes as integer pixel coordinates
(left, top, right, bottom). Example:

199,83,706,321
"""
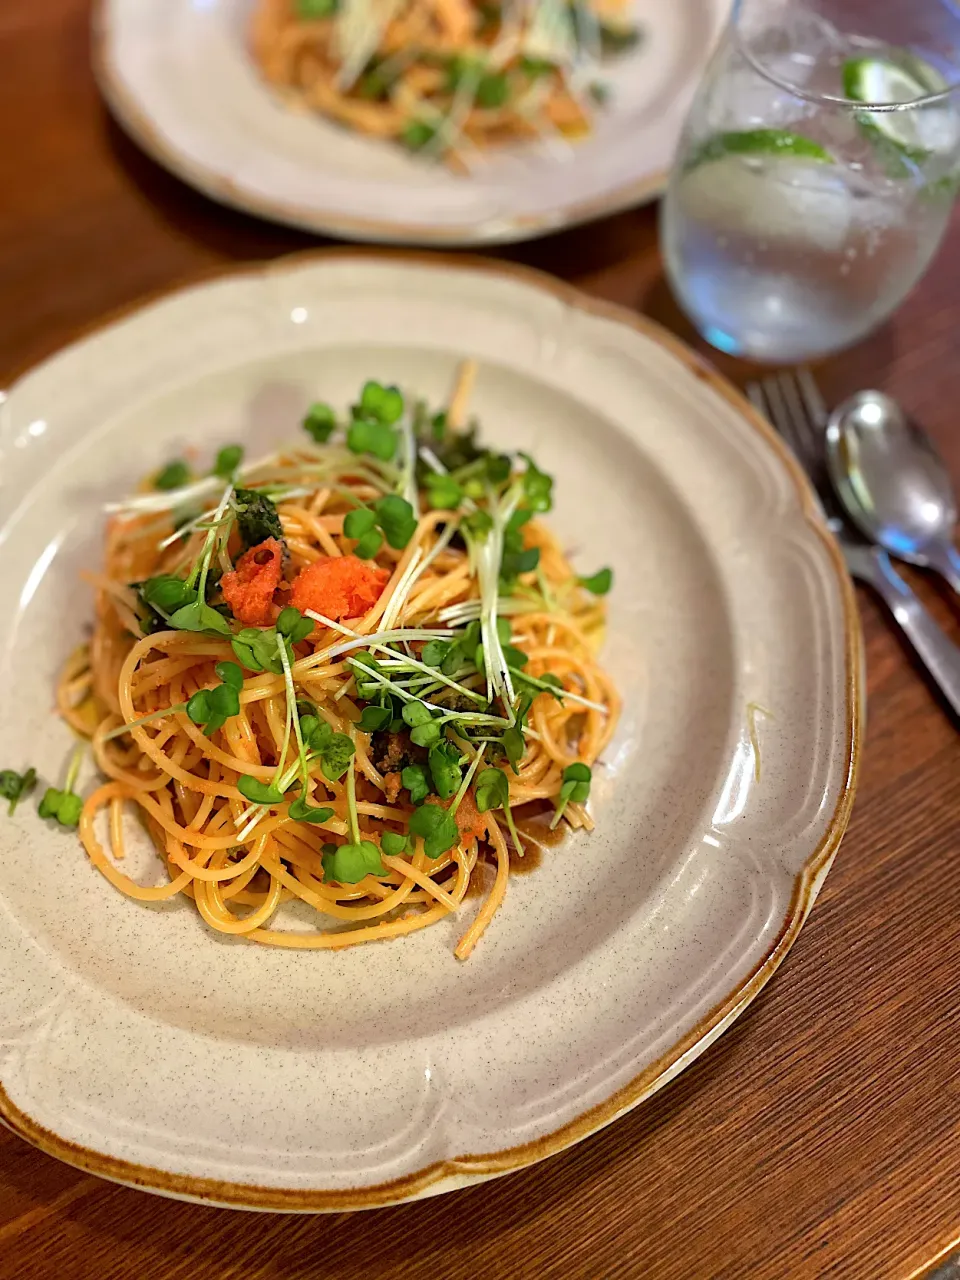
213,445,243,479
424,472,463,510
0,767,37,816
357,704,392,731
347,418,398,462
402,119,438,151
38,745,84,829
141,575,195,614
343,495,416,558
169,600,232,636
502,693,532,773
474,766,524,855
402,764,431,804
185,661,243,736
380,831,412,856
463,510,493,538
233,487,284,550
409,802,459,859
233,627,284,673
375,495,417,549
428,739,462,800
579,567,613,595
299,713,355,781
346,381,405,462
303,402,337,443
237,776,286,805
360,381,404,424
289,796,334,823
323,840,384,883
322,728,386,884
154,460,190,491
297,0,338,16
520,454,553,512
276,606,314,644
551,762,592,828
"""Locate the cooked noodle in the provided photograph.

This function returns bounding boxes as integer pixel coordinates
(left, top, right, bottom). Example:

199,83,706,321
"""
60,362,619,957
251,0,642,168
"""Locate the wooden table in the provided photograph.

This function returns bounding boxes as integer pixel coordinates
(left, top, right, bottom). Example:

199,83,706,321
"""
4,2,960,1277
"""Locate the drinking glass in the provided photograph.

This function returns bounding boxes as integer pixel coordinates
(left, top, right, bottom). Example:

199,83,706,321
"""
660,0,960,362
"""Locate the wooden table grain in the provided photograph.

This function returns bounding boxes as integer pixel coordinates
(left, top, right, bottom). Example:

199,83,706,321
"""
3,3,960,1277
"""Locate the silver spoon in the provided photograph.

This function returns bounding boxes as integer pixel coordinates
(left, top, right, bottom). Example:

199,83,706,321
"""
825,389,960,594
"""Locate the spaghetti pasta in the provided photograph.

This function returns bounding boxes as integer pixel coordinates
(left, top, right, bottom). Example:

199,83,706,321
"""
251,0,643,168
58,362,619,957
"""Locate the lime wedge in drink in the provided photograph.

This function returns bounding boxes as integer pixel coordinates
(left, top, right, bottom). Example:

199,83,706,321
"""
689,128,833,168
678,152,854,254
843,54,959,157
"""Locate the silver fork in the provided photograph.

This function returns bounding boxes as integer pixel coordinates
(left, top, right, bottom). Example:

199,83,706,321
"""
749,370,960,720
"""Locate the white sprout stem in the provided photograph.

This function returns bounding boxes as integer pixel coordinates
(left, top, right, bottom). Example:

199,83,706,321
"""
475,485,521,706
417,445,447,476
325,627,456,659
398,416,420,518
366,648,486,705
451,742,486,816
512,670,608,716
382,522,459,631
345,727,360,844
346,660,509,727
102,702,186,742
279,630,310,789
189,480,235,594
378,548,424,633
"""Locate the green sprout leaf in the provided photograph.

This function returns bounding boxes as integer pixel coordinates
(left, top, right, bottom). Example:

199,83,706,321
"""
288,795,334,823
303,402,337,443
580,567,613,595
520,454,553,512
276,606,314,643
474,766,509,812
0,767,37,816
38,787,82,828
374,495,417,549
552,761,592,828
357,704,392,732
322,840,385,884
213,445,243,479
424,473,463,511
141,575,196,614
347,418,398,462
215,661,244,692
380,831,411,856
154,460,190,491
402,764,431,805
359,381,405,425
169,600,233,636
428,740,462,800
354,528,384,559
343,507,377,540
320,733,356,782
409,802,459,858
237,776,286,805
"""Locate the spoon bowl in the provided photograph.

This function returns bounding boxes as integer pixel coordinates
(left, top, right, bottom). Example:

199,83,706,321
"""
825,389,960,592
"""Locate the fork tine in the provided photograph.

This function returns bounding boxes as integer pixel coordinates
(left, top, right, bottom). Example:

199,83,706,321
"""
746,381,768,419
758,374,805,462
777,370,822,463
795,367,828,430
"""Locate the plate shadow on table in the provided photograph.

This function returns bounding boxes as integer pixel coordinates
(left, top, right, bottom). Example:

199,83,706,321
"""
101,105,652,284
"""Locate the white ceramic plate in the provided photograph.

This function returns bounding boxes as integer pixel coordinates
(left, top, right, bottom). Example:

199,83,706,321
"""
0,253,859,1210
92,0,730,246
